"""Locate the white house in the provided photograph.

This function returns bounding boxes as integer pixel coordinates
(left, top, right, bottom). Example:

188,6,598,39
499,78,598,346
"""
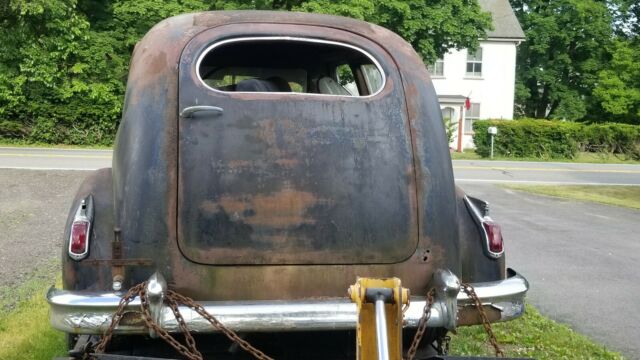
429,0,525,151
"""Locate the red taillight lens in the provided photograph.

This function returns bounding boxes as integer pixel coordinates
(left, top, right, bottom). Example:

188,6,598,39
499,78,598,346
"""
70,221,89,256
483,220,504,254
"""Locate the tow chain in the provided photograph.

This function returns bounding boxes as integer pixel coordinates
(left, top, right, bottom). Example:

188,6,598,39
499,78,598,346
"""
405,288,435,360
461,283,505,357
91,281,274,360
92,281,502,360
405,284,504,359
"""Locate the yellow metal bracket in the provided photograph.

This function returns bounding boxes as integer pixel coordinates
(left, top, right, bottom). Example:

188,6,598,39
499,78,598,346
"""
349,277,410,360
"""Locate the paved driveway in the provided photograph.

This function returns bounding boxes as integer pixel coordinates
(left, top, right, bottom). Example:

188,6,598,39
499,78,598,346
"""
461,182,640,359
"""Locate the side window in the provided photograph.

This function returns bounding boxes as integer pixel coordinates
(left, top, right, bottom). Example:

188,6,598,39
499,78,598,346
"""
197,38,385,97
465,103,481,134
466,48,483,77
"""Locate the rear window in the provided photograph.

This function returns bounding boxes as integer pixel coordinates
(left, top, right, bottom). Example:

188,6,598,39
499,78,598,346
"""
197,37,385,97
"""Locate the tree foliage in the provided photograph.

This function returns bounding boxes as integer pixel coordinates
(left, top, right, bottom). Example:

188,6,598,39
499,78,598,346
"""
511,0,613,121
593,40,640,123
511,0,640,124
0,0,127,144
0,0,491,144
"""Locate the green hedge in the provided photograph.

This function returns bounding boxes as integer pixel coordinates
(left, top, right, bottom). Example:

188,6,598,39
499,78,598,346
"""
473,119,640,160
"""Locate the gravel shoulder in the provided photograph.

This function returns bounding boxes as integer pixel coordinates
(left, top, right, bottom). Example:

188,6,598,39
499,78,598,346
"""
0,169,86,291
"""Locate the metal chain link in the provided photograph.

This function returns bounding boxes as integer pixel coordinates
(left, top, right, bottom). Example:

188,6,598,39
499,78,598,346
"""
93,282,146,355
92,280,503,359
404,288,436,360
91,282,273,360
168,290,274,360
461,283,505,357
138,287,204,360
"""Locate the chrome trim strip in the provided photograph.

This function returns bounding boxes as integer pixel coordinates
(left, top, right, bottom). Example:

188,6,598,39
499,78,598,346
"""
194,36,387,98
48,270,528,335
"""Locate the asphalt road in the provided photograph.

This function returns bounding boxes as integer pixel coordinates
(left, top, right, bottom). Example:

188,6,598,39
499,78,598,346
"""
0,147,112,170
2,147,640,185
454,159,640,185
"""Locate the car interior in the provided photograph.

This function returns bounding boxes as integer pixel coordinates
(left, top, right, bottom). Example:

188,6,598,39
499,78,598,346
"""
198,39,384,96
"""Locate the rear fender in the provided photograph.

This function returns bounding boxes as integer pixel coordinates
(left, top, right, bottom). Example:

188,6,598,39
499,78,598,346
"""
456,186,505,283
62,168,114,291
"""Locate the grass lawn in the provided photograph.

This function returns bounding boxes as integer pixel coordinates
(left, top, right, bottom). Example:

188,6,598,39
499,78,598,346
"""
450,304,623,358
0,265,66,360
451,150,640,164
505,185,640,210
0,271,625,359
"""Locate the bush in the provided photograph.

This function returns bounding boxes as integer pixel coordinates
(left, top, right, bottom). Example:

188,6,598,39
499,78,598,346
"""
473,119,640,160
0,120,24,138
581,123,640,159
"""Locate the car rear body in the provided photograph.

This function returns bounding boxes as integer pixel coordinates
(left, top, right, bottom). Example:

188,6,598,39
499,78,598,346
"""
50,11,527,358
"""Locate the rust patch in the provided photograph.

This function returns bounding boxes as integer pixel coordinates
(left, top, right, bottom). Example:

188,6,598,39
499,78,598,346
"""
145,51,167,76
202,188,323,227
457,305,501,326
119,311,145,327
274,158,300,168
227,159,253,168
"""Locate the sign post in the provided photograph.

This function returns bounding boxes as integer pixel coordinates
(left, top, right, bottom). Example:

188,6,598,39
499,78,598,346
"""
488,126,498,159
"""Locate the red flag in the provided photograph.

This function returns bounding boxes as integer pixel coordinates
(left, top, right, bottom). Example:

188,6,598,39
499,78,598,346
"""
465,97,471,110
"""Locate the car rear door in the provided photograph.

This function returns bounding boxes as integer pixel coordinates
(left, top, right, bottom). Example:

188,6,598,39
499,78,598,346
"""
177,23,418,265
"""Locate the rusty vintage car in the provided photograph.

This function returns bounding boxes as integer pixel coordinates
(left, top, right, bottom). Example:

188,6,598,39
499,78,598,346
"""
48,10,529,360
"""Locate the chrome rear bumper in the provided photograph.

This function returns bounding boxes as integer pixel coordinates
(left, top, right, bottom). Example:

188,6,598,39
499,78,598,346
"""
48,269,528,335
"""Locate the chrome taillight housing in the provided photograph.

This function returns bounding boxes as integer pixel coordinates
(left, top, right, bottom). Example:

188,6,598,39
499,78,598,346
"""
68,195,94,260
464,195,505,258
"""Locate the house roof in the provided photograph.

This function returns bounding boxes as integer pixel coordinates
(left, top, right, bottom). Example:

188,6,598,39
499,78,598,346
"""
478,0,526,40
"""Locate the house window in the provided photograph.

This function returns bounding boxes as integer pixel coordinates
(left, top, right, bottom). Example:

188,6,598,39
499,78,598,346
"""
466,48,482,77
428,58,444,77
464,103,480,134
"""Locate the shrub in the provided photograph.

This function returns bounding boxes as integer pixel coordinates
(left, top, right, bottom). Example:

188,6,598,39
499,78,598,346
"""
473,119,640,160
581,123,640,158
0,120,24,138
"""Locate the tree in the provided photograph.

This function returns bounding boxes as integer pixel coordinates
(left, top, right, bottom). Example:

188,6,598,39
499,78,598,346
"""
511,0,614,120
215,0,493,63
593,40,640,124
0,0,493,144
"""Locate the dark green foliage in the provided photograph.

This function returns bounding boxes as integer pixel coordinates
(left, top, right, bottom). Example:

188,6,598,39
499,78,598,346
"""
511,0,640,123
0,0,130,145
0,0,492,145
580,123,640,159
473,120,640,160
511,0,613,121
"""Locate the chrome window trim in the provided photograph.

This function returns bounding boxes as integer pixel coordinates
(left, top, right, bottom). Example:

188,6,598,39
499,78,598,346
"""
463,195,504,259
194,36,387,98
